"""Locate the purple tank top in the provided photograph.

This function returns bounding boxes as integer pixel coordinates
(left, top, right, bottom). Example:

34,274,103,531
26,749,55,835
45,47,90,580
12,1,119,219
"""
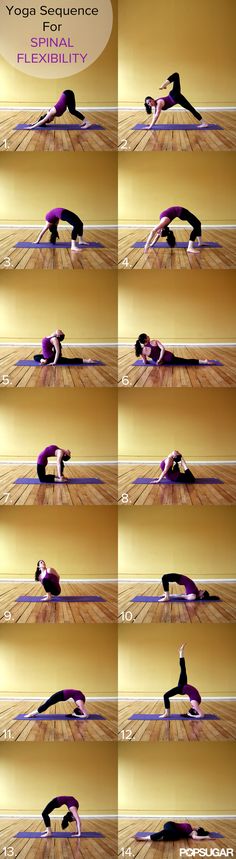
42,337,54,360
37,445,58,466
149,344,174,363
161,94,176,111
44,569,59,586
160,206,183,222
178,574,199,597
174,823,193,836
63,689,85,703
45,207,64,223
56,796,79,810
182,684,201,704
54,92,67,117
160,459,180,482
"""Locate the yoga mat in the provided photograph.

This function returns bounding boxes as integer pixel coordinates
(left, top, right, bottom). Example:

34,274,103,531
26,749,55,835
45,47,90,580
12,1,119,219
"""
15,123,103,131
133,123,222,131
16,595,106,603
133,359,223,367
16,831,104,839
133,477,223,485
16,359,105,367
132,596,221,603
14,477,104,485
130,714,219,721
135,832,223,839
15,713,105,721
132,241,221,249
15,241,103,249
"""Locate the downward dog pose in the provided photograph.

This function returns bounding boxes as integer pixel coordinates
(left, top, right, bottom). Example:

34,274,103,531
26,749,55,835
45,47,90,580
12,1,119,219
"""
155,450,195,484
26,688,88,720
28,89,90,129
160,643,203,719
41,795,81,838
36,445,71,483
144,72,207,130
35,559,61,600
35,208,87,253
33,329,91,366
160,573,211,602
144,206,202,255
136,822,210,842
135,334,214,366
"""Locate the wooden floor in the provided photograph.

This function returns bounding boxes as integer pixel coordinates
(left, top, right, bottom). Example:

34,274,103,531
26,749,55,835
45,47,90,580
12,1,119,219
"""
118,229,236,269
118,109,236,151
0,700,117,742
0,347,117,388
118,465,236,505
118,700,236,742
0,109,118,151
0,583,117,624
0,818,117,858
118,582,236,624
0,228,117,270
0,465,117,506
118,347,236,387
118,818,236,858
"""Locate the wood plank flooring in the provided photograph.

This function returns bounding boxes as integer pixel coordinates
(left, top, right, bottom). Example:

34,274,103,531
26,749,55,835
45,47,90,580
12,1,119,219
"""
0,465,117,505
118,465,236,505
118,347,236,387
118,701,236,742
0,228,117,270
0,818,117,858
118,229,236,269
0,110,118,151
118,583,236,624
0,700,117,742
118,109,236,151
0,347,117,388
0,583,117,624
118,819,236,858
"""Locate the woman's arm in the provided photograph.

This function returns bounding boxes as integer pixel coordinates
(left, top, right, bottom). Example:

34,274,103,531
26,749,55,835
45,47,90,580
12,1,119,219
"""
191,834,210,840
148,99,164,128
144,218,169,252
76,699,88,717
47,567,59,580
71,808,81,836
49,336,60,365
142,346,152,365
156,455,173,483
34,222,50,243
29,107,56,128
155,340,166,364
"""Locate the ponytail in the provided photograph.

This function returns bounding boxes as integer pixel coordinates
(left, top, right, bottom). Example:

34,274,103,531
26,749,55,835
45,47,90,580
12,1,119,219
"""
144,97,153,115
161,225,176,248
135,333,148,357
61,812,74,830
35,560,44,581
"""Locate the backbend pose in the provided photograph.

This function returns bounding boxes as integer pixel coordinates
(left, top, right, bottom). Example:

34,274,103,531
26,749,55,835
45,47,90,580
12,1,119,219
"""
34,208,87,253
36,445,71,483
35,559,61,600
136,822,210,843
144,72,207,130
135,334,214,366
160,643,203,719
144,206,202,255
41,795,81,838
160,573,211,602
26,688,88,720
155,450,195,484
33,329,91,366
28,89,90,129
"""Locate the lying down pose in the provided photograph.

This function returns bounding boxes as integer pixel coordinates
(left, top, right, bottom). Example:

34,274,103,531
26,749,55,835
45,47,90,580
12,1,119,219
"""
25,688,88,720
136,821,210,842
159,643,203,719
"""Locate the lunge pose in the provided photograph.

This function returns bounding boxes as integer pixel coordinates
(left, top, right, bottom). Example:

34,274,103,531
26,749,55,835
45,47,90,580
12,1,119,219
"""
36,445,71,483
144,206,202,254
136,822,210,842
156,450,195,484
41,795,81,838
28,89,90,129
33,330,91,366
26,688,88,719
135,334,213,366
144,72,207,129
34,208,86,252
160,573,211,602
35,559,61,599
160,643,203,718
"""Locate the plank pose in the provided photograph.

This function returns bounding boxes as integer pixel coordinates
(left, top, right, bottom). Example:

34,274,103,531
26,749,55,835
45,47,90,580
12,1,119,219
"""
160,643,203,718
155,450,195,484
41,795,81,838
28,89,90,129
26,688,88,720
144,206,202,254
135,334,213,366
36,445,71,483
34,207,87,253
35,559,61,600
33,329,91,366
144,72,207,129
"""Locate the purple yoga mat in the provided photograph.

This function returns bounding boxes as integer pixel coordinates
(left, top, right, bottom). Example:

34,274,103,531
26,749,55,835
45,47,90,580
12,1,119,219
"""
132,596,220,603
132,241,221,249
16,831,104,839
133,477,223,485
15,123,103,131
14,477,104,485
130,714,219,721
16,359,105,367
135,832,223,839
15,713,105,721
133,123,222,131
16,595,106,603
15,241,103,249
133,359,223,367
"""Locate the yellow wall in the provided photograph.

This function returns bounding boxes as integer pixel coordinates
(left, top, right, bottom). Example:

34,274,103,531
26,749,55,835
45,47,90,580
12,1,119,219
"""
119,625,236,696
0,153,117,225
118,270,236,343
118,743,236,815
0,507,117,579
118,507,236,580
0,743,117,813
0,271,117,343
0,625,117,695
119,0,236,105
118,389,236,459
0,389,117,459
118,153,236,225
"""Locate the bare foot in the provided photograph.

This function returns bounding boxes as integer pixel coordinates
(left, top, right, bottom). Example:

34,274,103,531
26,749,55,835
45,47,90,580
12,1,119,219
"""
158,595,169,602
187,247,200,254
198,122,208,128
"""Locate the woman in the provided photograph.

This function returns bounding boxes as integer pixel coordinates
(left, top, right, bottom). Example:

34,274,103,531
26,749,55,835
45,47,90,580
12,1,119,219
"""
28,89,90,129
34,207,86,253
35,559,61,600
36,445,71,483
160,574,212,602
144,206,202,254
26,688,88,720
33,329,90,366
144,72,208,130
156,450,195,484
135,334,214,366
160,643,203,719
41,795,81,838
136,822,210,842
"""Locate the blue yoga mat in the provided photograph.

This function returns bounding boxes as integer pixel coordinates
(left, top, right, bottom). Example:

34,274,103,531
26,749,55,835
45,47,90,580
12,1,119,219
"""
133,359,223,367
16,831,104,839
16,595,106,603
133,477,223,485
14,477,103,485
15,123,104,131
135,831,223,839
130,714,219,721
133,123,222,131
132,595,221,603
15,241,103,249
15,713,105,721
16,359,105,367
132,241,221,249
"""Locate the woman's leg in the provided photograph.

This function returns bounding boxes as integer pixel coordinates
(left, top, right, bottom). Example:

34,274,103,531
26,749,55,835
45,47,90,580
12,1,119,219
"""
163,685,180,710
41,799,57,836
64,90,86,122
178,656,188,688
33,354,45,363
160,573,180,601
38,691,64,713
179,468,195,484
37,464,55,483
177,93,202,122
